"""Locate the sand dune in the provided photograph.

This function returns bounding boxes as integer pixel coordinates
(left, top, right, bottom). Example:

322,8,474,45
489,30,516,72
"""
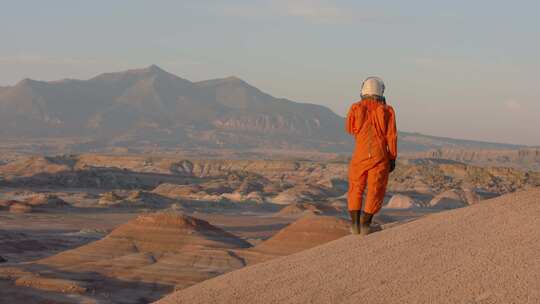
156,188,540,304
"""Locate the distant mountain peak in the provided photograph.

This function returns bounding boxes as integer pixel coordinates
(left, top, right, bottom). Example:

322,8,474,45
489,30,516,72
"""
223,76,253,86
16,78,40,86
126,64,169,77
224,76,243,82
89,64,192,86
145,64,166,74
13,78,47,91
196,76,255,90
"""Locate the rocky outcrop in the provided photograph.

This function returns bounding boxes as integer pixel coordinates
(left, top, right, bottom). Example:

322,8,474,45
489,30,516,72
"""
0,156,71,178
26,212,251,296
9,202,32,214
2,194,69,212
153,181,268,204
25,194,69,209
408,148,540,171
428,190,468,209
1,155,538,210
385,194,421,209
97,191,123,205
270,184,332,205
273,202,340,217
389,160,540,195
98,190,173,208
0,200,16,210
153,183,203,198
0,156,190,189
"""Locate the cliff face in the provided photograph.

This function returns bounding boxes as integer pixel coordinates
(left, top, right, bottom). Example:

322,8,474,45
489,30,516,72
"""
406,148,540,171
2,154,538,198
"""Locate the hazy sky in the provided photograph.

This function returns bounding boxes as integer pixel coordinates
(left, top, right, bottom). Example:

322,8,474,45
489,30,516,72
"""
1,0,539,145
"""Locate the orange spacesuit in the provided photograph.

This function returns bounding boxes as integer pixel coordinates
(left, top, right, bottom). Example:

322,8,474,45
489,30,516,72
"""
346,78,397,235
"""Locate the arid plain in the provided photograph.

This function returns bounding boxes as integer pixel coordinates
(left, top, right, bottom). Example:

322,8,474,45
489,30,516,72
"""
0,151,539,303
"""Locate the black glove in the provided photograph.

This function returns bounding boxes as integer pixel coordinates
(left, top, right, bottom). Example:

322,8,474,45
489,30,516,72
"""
389,159,396,173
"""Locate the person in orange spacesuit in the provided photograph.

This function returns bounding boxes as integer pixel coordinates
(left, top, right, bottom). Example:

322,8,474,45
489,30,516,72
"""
346,77,397,235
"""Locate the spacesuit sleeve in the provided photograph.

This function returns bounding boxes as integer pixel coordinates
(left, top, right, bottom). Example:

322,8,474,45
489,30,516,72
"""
345,103,364,135
386,106,398,160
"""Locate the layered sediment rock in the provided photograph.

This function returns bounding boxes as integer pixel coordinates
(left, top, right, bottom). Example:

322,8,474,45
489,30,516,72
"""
429,189,469,209
252,215,349,256
9,203,32,214
4,212,250,301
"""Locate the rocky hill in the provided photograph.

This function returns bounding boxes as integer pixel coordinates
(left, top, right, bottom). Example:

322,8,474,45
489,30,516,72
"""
251,215,349,256
1,155,538,202
0,65,347,152
405,148,540,171
0,212,251,303
0,65,526,153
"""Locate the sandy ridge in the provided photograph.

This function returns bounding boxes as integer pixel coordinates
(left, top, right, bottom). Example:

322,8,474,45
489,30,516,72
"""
156,188,540,304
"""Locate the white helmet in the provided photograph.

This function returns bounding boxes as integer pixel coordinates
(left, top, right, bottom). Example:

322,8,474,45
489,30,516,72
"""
361,76,385,98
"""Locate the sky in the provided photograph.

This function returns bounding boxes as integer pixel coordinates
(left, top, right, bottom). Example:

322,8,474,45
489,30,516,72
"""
1,0,539,145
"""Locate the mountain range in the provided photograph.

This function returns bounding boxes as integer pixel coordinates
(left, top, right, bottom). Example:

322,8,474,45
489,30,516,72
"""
0,65,525,153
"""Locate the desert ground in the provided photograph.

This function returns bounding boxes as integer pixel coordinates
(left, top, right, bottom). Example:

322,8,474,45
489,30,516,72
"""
0,153,539,303
2,3,539,302
158,188,540,304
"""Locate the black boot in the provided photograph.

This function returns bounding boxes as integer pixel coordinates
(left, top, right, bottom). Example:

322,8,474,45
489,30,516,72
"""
360,212,374,236
349,210,361,235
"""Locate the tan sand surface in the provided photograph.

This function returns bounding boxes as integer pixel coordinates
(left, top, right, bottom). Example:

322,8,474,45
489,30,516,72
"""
157,188,540,304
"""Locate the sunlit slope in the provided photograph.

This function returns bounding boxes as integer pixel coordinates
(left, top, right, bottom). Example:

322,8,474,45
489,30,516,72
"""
156,188,540,304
